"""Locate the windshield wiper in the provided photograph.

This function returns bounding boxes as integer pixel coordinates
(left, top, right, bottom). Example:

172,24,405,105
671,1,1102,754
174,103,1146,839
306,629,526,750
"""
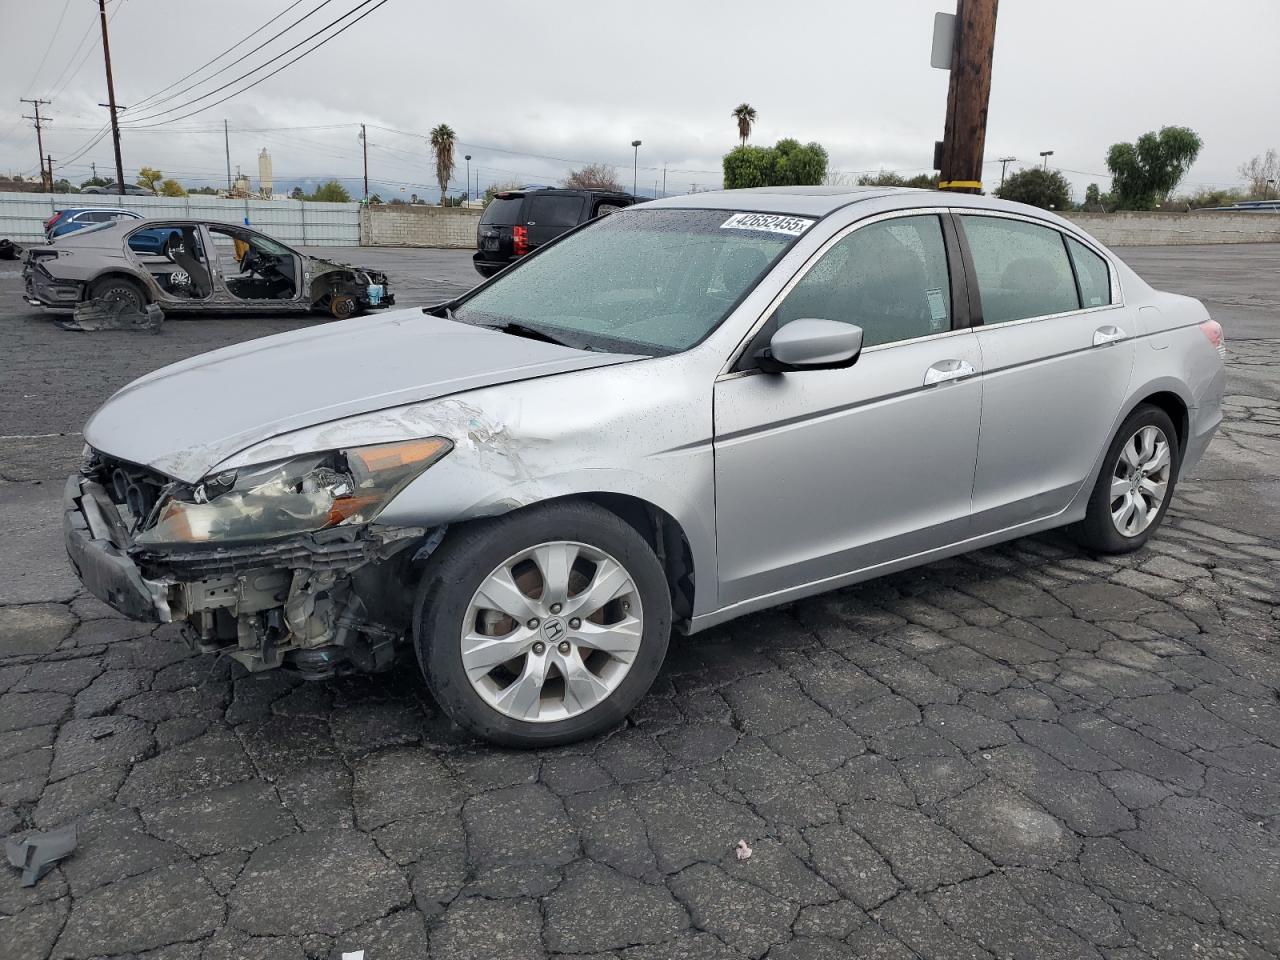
489,321,575,348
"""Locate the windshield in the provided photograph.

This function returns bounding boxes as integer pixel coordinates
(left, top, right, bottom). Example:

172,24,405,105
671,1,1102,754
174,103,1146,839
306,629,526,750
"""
453,208,806,354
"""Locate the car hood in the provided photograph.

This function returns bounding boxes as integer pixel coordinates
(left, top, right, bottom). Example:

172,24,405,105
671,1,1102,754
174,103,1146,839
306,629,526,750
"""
84,309,640,483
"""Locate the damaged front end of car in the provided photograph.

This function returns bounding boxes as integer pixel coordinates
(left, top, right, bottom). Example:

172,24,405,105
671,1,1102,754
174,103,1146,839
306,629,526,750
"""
308,259,395,320
64,439,450,678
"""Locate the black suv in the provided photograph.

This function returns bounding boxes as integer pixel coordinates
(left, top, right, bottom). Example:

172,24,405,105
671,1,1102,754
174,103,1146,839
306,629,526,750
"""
473,187,640,277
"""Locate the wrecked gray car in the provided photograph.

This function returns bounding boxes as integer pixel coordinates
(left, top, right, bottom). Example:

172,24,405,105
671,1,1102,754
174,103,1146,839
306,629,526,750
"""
64,188,1223,747
23,217,392,320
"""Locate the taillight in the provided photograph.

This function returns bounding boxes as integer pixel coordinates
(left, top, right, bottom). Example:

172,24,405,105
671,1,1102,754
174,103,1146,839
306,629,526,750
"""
512,225,529,257
1199,318,1226,360
44,213,62,231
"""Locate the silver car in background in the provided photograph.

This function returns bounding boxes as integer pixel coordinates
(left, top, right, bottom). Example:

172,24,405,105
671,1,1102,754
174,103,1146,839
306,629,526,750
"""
63,186,1226,746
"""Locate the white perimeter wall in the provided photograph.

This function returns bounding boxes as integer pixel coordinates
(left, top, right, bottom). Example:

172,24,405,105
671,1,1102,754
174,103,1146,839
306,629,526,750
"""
0,192,360,246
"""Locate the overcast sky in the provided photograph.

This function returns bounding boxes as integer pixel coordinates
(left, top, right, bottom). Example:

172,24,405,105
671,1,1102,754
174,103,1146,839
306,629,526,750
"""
2,0,1277,200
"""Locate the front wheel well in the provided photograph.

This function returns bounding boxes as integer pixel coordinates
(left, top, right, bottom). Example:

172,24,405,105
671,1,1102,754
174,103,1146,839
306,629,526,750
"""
1134,391,1189,451
578,493,696,623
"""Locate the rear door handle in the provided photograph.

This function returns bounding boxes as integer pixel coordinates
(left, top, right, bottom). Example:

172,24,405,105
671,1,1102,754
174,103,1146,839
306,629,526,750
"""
924,359,976,386
1093,325,1127,346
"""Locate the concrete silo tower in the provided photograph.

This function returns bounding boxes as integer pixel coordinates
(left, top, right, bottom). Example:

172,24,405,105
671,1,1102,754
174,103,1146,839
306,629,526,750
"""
258,148,273,199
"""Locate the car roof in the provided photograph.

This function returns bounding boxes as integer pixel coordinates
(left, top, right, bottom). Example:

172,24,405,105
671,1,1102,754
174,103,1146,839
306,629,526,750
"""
60,207,140,215
641,185,1082,228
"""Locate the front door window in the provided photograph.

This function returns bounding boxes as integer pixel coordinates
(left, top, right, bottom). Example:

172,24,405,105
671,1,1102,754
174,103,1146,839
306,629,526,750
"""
207,226,298,301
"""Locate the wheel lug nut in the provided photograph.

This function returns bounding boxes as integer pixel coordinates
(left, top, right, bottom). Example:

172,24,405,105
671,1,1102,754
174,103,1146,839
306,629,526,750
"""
550,602,562,614
532,641,545,655
527,618,539,629
569,617,581,629
557,640,571,655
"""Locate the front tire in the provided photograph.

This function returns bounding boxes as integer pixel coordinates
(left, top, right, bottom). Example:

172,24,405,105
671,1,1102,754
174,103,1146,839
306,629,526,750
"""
414,502,671,747
1075,404,1180,554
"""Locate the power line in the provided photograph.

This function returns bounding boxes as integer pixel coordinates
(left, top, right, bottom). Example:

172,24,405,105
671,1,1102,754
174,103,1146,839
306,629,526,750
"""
25,0,73,95
121,0,383,127
124,0,333,117
47,1,120,101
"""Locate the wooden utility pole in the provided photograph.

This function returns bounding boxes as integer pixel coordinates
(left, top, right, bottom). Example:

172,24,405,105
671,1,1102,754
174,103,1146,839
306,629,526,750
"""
96,0,126,196
937,0,998,194
19,98,52,191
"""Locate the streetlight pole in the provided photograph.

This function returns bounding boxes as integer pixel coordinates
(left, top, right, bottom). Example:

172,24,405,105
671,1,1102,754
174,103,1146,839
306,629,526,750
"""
465,155,471,202
631,140,642,197
1040,150,1053,171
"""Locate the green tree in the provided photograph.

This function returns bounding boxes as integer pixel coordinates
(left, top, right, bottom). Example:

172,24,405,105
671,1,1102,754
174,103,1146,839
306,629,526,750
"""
772,139,828,186
307,180,352,202
288,186,305,200
723,145,776,188
52,178,76,193
1084,183,1102,209
1105,126,1202,210
430,123,457,206
189,185,218,195
159,179,187,197
731,103,757,147
723,139,828,189
368,193,383,204
855,170,939,189
136,166,163,192
995,167,1072,209
80,176,112,189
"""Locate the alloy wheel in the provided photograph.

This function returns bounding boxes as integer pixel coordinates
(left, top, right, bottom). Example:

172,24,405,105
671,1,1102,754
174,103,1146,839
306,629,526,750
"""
461,541,643,723
1110,424,1171,537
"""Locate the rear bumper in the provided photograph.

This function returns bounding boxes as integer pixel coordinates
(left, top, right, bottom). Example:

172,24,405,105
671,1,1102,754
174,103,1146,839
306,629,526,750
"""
24,265,82,307
1181,405,1221,477
472,252,516,277
63,475,173,622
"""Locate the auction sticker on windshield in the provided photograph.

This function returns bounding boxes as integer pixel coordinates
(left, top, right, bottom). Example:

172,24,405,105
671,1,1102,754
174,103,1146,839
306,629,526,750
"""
720,213,815,236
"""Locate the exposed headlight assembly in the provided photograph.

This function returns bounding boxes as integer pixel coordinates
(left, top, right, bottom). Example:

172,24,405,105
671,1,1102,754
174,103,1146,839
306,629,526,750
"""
136,438,451,546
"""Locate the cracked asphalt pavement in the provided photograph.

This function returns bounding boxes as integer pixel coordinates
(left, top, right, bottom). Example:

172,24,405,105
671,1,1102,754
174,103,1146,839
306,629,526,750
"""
0,244,1277,959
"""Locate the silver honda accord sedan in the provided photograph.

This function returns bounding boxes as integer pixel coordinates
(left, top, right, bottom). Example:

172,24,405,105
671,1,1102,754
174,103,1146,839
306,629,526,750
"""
64,186,1226,746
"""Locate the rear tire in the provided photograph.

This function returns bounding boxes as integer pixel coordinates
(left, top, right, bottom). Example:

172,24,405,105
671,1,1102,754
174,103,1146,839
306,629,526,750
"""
89,276,146,311
1074,404,1180,554
414,501,671,747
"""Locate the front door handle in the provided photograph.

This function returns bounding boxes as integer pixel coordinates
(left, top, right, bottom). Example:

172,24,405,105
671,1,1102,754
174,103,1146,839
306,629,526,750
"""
924,359,976,386
1093,325,1127,346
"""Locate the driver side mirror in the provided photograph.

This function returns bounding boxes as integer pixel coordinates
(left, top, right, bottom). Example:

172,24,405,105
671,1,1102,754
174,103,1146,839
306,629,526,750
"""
756,318,864,373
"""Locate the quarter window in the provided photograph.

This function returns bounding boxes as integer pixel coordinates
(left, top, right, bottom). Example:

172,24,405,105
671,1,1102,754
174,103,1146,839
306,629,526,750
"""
1066,236,1112,308
526,194,585,227
772,215,953,349
960,216,1080,324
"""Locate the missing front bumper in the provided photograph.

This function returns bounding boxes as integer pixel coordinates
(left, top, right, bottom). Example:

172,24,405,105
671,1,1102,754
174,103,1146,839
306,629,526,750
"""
63,475,174,621
62,472,423,675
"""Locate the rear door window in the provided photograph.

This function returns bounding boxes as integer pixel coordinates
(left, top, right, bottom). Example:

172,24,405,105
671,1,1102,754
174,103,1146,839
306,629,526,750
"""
960,216,1080,324
526,194,585,227
481,196,524,225
1065,237,1113,308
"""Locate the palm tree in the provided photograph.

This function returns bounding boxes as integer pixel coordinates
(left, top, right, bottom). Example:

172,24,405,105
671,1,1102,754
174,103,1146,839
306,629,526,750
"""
429,124,457,206
732,103,757,147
